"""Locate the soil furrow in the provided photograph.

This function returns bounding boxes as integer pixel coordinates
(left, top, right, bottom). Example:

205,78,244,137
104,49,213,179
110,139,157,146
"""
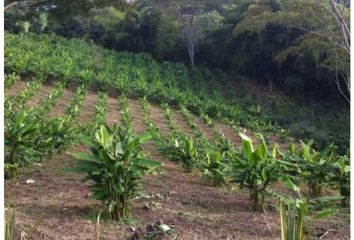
76,91,98,124
25,84,55,108
5,80,29,98
148,103,170,136
106,96,120,127
128,99,148,134
192,116,214,141
172,110,194,137
47,89,76,118
215,122,242,147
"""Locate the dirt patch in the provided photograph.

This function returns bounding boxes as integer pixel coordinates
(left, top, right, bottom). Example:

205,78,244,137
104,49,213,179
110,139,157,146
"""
128,99,147,134
47,89,76,118
77,91,98,124
172,110,194,137
215,122,242,147
5,80,29,98
148,103,170,136
192,116,214,141
26,84,55,108
106,96,120,127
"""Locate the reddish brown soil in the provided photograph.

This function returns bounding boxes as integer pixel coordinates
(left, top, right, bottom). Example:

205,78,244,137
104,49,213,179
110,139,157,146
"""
5,80,29,97
128,99,147,134
47,89,76,118
77,91,98,124
25,84,54,108
215,123,242,147
5,83,350,240
172,110,194,137
192,116,214,141
106,96,120,127
147,103,170,136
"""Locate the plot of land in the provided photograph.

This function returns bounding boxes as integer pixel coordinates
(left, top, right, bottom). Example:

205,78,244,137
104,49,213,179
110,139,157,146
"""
5,81,349,240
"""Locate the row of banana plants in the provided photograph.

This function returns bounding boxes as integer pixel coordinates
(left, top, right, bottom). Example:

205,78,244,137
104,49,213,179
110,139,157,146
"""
163,109,349,211
4,81,87,178
5,33,282,136
6,75,44,109
83,92,107,136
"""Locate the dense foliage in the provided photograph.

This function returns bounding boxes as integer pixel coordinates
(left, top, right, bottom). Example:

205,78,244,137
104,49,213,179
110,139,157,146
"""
5,0,350,101
5,0,350,152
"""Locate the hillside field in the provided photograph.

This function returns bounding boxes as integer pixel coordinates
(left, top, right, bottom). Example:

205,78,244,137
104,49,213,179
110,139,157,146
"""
4,33,350,240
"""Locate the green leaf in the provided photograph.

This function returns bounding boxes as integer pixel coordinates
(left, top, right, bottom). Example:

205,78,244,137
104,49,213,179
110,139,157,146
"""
314,208,338,220
281,176,299,193
239,132,254,159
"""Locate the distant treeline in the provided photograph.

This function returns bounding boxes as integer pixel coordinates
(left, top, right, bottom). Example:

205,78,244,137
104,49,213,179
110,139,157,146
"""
5,0,350,102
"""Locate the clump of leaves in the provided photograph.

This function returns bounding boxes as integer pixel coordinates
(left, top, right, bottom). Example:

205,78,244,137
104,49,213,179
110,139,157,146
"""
329,153,350,207
227,133,280,211
275,176,343,240
159,132,199,173
294,141,337,198
72,124,160,221
200,146,228,186
5,108,42,173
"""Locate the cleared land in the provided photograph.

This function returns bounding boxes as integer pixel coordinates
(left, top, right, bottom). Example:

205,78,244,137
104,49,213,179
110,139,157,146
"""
5,80,349,240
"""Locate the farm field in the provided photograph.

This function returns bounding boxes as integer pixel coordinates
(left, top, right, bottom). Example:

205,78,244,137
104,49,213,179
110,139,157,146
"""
4,33,350,240
5,78,349,240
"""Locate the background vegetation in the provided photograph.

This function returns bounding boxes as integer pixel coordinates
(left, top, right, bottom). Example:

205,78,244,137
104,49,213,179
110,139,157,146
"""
4,0,350,151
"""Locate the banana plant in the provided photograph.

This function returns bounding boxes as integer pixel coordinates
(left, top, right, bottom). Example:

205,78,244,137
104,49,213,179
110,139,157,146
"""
5,109,42,177
297,141,336,198
227,133,280,211
329,153,350,207
72,124,160,220
200,145,227,186
159,132,199,173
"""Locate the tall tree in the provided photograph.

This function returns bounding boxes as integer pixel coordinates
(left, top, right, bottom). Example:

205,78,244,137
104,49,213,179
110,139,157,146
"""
178,6,204,66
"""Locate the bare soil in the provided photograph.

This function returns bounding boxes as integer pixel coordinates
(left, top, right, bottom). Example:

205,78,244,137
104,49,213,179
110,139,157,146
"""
47,89,76,118
5,80,29,97
25,84,55,108
5,83,350,240
191,115,214,141
172,110,194,137
106,97,120,127
77,91,99,124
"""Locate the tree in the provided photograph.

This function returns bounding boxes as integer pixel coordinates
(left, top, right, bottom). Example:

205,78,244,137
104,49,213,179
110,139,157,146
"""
233,0,350,102
178,6,204,66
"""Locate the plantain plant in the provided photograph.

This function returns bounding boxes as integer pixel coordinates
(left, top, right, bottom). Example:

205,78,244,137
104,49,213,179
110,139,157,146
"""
72,124,160,221
200,146,228,186
160,132,199,173
5,108,42,177
276,175,343,240
330,153,350,207
297,141,336,198
228,133,280,211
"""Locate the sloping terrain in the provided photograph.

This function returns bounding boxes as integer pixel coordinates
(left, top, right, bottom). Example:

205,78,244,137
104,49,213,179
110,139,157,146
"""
4,81,349,240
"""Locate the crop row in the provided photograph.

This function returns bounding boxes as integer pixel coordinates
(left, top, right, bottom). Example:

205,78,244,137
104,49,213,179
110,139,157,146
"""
5,33,281,135
5,81,87,177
